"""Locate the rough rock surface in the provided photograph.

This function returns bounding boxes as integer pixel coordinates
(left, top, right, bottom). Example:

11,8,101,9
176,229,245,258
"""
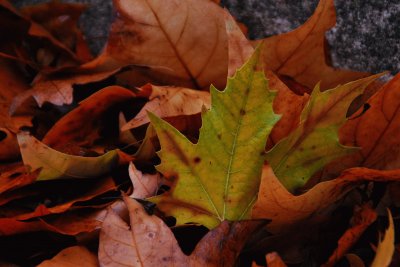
12,0,400,75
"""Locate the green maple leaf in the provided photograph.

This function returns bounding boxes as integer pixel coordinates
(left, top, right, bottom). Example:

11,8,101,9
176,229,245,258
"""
149,48,280,229
267,74,381,192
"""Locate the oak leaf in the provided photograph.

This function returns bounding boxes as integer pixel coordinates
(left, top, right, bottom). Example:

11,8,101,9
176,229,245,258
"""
149,48,279,228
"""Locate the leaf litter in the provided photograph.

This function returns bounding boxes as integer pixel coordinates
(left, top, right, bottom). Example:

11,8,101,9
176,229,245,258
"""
0,0,399,266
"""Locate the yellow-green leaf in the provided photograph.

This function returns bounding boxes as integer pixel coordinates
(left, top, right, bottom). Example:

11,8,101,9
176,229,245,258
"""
18,132,119,180
149,47,280,228
267,74,381,192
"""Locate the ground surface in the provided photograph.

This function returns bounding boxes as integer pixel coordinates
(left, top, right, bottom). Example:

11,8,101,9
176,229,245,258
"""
12,0,400,75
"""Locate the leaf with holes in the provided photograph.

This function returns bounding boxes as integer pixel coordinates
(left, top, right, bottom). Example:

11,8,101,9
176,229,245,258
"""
149,47,279,229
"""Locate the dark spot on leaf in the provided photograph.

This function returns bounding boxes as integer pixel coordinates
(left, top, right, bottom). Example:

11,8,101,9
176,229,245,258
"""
217,133,222,140
260,150,266,156
193,157,201,163
148,232,155,238
240,109,246,115
20,143,27,149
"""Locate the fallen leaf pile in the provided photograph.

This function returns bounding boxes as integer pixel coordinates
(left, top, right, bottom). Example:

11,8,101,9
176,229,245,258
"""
0,0,399,266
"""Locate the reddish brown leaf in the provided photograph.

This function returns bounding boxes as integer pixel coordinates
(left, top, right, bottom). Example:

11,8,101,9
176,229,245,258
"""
43,85,135,151
324,74,400,178
322,203,377,267
257,0,368,90
252,165,400,234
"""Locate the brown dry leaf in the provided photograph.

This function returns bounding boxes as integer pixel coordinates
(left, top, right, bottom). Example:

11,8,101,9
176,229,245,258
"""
0,59,33,160
256,0,368,90
22,1,93,63
0,164,38,195
86,0,227,90
225,10,253,77
325,74,400,177
38,246,98,267
252,165,400,234
0,0,81,71
11,68,122,110
99,195,265,267
322,203,377,267
122,84,210,130
266,71,309,149
129,162,161,199
43,85,135,151
1,176,116,220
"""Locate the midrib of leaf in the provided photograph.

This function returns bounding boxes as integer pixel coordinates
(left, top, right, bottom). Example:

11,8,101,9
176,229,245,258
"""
144,0,200,89
223,70,255,220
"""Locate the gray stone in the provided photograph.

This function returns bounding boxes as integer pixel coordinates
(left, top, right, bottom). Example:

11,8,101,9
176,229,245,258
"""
11,0,400,74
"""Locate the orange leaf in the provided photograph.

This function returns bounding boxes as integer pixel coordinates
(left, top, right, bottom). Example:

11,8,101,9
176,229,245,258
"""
252,165,400,234
87,0,228,89
257,0,368,90
325,74,400,177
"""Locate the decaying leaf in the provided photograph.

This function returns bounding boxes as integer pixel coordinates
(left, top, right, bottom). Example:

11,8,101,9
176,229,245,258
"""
0,59,33,160
43,85,135,151
267,74,380,192
38,246,98,267
149,47,279,228
89,0,228,89
11,68,122,110
122,84,210,130
252,165,400,234
322,203,377,267
18,133,120,180
129,162,161,199
21,1,93,63
257,0,368,90
371,210,395,267
99,195,265,267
